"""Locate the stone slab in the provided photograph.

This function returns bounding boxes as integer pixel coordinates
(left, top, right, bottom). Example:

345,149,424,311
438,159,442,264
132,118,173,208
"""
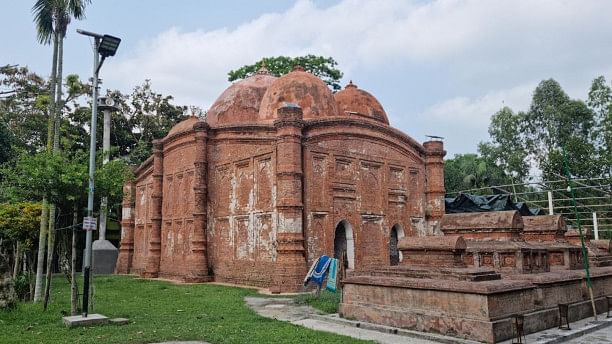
91,240,119,274
62,313,109,327
109,317,130,325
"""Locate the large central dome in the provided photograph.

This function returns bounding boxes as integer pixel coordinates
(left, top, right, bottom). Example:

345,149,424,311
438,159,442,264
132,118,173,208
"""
258,66,339,122
206,71,277,126
203,66,388,127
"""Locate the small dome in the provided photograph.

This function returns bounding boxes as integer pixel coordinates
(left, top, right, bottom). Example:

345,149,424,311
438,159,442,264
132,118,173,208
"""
207,70,277,126
334,81,388,124
258,66,339,121
166,116,198,137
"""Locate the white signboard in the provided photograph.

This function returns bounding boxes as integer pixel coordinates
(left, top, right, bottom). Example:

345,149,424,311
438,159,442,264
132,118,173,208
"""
83,216,97,231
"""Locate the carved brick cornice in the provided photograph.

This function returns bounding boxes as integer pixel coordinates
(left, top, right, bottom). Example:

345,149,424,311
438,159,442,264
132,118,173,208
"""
273,118,305,129
276,204,304,210
276,171,303,178
134,156,154,176
152,139,164,152
161,129,196,147
304,118,426,155
193,120,210,132
275,134,303,141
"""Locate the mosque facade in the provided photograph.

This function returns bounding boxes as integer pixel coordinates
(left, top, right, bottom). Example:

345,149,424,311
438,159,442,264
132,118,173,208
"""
115,66,446,292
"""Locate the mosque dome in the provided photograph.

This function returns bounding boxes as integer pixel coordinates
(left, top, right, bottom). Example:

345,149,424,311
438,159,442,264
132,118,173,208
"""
334,81,388,125
206,69,278,126
258,66,339,122
166,115,199,137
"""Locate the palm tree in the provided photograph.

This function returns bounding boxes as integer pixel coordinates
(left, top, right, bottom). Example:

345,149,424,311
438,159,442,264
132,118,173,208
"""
32,0,90,303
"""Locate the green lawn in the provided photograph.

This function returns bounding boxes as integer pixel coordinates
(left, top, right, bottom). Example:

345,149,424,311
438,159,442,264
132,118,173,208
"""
294,289,341,314
0,275,368,344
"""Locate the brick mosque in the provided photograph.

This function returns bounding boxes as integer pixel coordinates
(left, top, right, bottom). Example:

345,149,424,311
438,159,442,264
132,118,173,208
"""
115,66,612,343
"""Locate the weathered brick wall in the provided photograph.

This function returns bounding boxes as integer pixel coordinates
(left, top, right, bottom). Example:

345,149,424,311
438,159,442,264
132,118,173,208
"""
131,164,153,274
303,121,428,271
158,133,197,278
206,134,279,287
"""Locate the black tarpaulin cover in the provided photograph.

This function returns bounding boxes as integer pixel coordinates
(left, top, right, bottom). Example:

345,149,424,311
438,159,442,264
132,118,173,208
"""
444,193,545,216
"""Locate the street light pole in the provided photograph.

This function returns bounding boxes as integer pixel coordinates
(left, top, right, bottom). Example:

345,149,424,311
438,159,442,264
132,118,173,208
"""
77,29,121,318
82,36,100,317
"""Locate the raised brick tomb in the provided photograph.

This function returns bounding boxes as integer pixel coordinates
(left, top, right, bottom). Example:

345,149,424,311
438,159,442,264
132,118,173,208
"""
340,213,612,343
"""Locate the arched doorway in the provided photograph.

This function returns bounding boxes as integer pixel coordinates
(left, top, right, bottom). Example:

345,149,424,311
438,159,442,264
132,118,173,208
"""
389,224,405,266
334,220,355,269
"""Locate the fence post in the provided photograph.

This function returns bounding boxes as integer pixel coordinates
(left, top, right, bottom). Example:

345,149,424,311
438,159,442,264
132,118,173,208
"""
548,191,554,215
593,212,599,240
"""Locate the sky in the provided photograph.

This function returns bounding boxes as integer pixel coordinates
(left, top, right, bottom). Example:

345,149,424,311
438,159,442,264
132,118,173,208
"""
3,0,612,157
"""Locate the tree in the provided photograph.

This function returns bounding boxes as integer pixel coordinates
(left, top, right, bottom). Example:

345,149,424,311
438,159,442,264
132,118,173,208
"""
32,0,91,302
0,202,42,293
478,107,530,180
480,80,600,185
523,79,598,180
228,55,344,91
0,122,15,165
587,76,612,176
106,80,188,164
0,65,48,154
444,153,511,195
2,149,87,303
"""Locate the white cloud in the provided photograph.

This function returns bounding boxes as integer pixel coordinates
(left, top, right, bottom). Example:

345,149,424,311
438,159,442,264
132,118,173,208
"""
420,82,535,126
104,0,612,155
411,82,535,155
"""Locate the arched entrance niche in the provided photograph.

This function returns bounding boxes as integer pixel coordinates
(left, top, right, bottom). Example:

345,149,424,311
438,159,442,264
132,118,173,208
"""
389,224,405,266
333,220,355,269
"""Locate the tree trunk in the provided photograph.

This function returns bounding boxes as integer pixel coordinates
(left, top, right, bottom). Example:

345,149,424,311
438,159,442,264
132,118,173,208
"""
43,29,66,310
53,34,64,151
34,28,60,303
12,242,20,279
43,204,57,310
33,198,49,302
28,254,35,301
71,205,79,315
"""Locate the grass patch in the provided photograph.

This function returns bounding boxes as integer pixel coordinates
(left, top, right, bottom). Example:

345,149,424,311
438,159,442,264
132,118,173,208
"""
294,289,341,314
0,275,368,344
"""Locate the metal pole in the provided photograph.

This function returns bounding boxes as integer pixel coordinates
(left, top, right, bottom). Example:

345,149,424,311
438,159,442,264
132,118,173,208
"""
99,109,111,241
593,212,599,240
83,37,100,317
561,147,597,321
548,191,554,215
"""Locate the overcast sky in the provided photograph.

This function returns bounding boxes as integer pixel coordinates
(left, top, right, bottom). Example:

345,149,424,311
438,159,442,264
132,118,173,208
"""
3,0,612,157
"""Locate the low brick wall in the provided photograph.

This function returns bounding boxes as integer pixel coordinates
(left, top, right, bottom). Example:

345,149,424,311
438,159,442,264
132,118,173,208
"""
340,266,612,343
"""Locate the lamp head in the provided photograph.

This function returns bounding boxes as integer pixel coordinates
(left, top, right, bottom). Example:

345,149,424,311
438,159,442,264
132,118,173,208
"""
98,35,121,57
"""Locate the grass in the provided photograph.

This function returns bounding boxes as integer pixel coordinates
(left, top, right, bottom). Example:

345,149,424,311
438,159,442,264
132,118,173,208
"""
0,275,369,344
294,289,341,314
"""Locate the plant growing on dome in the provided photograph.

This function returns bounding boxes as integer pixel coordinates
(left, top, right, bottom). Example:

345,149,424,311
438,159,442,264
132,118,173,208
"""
228,55,344,91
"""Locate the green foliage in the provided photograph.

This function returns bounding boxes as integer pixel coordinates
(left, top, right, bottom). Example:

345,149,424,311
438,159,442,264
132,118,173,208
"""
0,151,87,205
13,273,31,301
478,107,529,179
32,0,91,44
0,65,48,154
587,76,612,176
0,121,15,165
0,275,367,344
106,80,187,164
0,202,41,250
523,79,597,179
481,79,606,184
444,153,512,194
228,55,344,91
95,158,133,209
